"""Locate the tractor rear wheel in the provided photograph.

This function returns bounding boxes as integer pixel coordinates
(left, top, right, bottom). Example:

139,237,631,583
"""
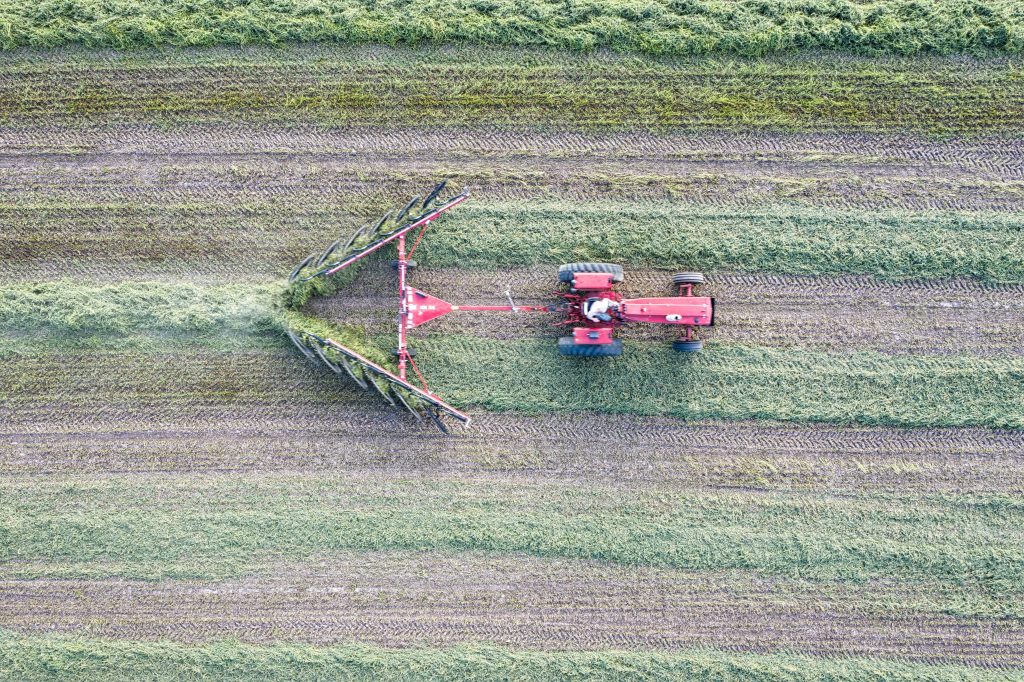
673,272,704,285
672,339,703,353
558,263,624,284
390,259,418,269
558,337,623,357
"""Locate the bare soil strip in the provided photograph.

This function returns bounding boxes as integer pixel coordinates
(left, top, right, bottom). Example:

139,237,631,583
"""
4,124,1022,284
314,265,1024,356
1,125,1021,212
1,552,1020,667
4,402,1023,494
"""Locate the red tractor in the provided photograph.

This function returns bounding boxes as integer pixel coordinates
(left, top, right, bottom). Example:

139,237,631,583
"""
403,261,713,357
288,183,714,430
552,263,713,356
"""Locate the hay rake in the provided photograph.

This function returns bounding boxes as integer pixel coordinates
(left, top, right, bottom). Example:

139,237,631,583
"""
285,180,714,433
286,181,473,433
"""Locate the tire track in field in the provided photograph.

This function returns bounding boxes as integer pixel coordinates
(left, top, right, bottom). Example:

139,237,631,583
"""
1,125,1022,213
4,403,1024,494
312,264,1024,357
2,553,1020,667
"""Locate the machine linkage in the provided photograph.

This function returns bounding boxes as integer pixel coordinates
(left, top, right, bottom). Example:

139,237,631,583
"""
288,180,462,284
285,328,469,433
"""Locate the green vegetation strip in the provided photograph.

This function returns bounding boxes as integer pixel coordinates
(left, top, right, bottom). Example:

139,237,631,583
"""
2,298,1022,428
419,336,1024,429
1,45,1021,133
2,474,1023,594
6,201,1024,283
0,0,1021,56
1,630,1014,682
424,201,1024,283
0,281,278,336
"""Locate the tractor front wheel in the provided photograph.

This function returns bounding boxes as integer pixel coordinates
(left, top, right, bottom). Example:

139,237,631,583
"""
558,337,623,357
672,272,704,285
672,339,703,353
558,263,624,284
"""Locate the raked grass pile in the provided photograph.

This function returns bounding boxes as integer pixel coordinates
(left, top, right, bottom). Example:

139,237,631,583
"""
2,630,1016,682
0,0,1022,55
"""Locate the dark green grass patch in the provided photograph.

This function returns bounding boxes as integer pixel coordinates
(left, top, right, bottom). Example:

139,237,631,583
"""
0,45,1020,134
0,629,1017,682
419,335,1024,429
423,201,1024,283
5,200,1023,283
3,474,1023,594
0,0,1022,57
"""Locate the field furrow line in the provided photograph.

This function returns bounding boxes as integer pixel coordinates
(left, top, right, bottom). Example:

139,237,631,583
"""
2,553,1022,666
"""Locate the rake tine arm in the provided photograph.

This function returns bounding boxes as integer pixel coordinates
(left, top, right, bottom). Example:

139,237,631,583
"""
316,238,342,267
342,223,368,252
370,211,393,237
394,195,420,224
421,179,447,210
427,409,450,435
312,342,343,374
338,356,369,390
288,254,315,282
368,375,397,406
390,386,422,421
286,329,317,361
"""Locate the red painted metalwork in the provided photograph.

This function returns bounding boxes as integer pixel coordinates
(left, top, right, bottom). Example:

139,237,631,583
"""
620,297,713,326
570,272,617,290
320,337,471,425
321,193,468,278
573,326,615,345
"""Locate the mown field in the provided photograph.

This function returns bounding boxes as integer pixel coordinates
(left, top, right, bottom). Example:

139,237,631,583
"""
1,18,1023,682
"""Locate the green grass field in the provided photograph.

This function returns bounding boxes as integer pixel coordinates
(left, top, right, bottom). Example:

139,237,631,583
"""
1,4,1023,679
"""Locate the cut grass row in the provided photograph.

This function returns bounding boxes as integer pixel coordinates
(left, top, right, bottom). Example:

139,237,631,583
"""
0,281,279,336
2,296,1021,429
418,336,1024,429
5,201,1024,283
2,473,1023,598
1,629,1015,682
0,0,1021,56
1,45,1021,133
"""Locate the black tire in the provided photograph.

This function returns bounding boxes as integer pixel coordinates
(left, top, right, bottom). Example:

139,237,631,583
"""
390,259,417,269
558,337,623,357
673,272,704,285
394,347,417,358
558,262,624,284
673,339,703,353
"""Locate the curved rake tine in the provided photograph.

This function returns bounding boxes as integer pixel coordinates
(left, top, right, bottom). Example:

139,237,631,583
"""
316,238,342,267
421,179,447,210
312,342,342,373
368,375,396,406
286,329,316,361
391,386,422,421
338,356,369,390
289,254,315,282
343,223,368,252
369,211,393,237
427,409,450,435
394,195,420,225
